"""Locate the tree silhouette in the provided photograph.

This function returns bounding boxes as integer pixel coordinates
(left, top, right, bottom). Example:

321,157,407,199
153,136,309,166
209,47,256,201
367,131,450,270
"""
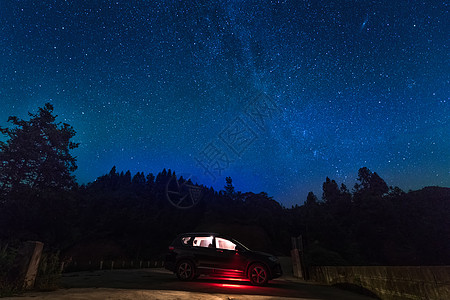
353,167,389,199
322,177,340,204
0,103,79,197
305,191,318,206
224,176,235,198
0,103,79,245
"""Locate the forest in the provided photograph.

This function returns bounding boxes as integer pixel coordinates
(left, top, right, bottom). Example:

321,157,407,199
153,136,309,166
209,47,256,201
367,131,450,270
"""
0,104,449,269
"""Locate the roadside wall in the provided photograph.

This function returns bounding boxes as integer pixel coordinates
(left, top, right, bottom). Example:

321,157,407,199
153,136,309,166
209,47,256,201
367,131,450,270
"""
309,266,450,300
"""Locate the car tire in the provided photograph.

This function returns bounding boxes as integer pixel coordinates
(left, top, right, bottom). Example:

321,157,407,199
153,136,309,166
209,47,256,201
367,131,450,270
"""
248,263,269,286
176,260,195,281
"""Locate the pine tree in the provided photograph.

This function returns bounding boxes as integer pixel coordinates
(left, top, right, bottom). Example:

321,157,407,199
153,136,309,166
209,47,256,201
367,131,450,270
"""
224,176,235,197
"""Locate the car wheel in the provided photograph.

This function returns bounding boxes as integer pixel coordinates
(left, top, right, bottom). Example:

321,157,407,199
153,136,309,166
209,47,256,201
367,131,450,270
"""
248,263,268,286
176,260,195,281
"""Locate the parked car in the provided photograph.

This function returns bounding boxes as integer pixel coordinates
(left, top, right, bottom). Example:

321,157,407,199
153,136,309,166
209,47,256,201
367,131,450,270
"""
165,232,282,285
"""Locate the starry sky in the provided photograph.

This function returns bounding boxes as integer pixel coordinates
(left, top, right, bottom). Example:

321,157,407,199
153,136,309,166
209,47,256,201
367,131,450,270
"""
1,0,448,207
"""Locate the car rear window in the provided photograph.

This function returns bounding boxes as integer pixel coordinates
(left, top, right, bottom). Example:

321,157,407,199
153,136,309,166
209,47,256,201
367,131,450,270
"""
181,236,192,245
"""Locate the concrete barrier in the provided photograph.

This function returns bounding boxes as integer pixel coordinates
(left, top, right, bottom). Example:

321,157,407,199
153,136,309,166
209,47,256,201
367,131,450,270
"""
309,266,450,300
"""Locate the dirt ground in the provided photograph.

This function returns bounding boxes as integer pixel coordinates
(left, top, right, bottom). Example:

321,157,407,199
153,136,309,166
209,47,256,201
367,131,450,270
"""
3,288,309,300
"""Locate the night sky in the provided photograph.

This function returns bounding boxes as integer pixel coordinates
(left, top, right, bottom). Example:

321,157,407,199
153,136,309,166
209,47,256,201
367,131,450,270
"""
1,0,448,206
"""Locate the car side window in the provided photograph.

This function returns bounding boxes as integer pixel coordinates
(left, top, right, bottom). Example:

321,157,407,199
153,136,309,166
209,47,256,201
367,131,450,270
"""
215,238,237,251
193,236,214,248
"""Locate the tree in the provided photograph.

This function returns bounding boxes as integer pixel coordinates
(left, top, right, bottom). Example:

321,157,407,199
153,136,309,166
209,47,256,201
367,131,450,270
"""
0,103,79,196
305,191,318,206
224,176,235,197
322,177,340,204
353,167,389,198
132,172,146,186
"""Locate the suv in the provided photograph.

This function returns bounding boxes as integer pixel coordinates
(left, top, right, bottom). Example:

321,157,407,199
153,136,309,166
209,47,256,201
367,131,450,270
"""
165,232,282,285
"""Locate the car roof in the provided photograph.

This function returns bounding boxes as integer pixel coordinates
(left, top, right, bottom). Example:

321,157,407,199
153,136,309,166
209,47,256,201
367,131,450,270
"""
177,232,240,242
178,232,218,237
177,233,242,240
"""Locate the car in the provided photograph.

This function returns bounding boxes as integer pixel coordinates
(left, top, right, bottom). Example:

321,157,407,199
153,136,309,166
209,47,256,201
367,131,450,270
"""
164,232,282,285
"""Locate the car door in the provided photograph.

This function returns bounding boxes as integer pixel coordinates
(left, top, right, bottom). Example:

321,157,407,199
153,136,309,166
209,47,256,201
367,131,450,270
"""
212,237,247,274
191,235,216,270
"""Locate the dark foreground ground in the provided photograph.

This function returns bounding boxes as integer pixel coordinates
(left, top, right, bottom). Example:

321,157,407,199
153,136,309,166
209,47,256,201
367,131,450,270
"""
3,268,378,300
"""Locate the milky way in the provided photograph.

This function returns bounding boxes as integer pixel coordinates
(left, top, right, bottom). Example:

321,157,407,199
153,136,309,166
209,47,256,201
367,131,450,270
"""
1,1,448,206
